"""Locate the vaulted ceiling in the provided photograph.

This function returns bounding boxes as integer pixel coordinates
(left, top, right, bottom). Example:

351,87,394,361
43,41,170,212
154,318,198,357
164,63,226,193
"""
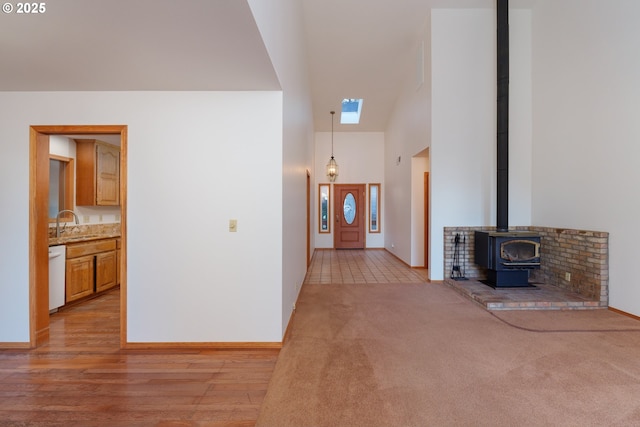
0,0,279,91
301,0,499,131
0,0,532,132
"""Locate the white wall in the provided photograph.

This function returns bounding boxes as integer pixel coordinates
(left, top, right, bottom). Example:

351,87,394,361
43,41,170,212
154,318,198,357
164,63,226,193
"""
248,0,314,332
314,132,385,248
509,9,533,224
0,121,30,340
385,17,432,267
0,91,283,343
49,135,76,158
430,9,495,280
531,0,640,316
426,8,532,280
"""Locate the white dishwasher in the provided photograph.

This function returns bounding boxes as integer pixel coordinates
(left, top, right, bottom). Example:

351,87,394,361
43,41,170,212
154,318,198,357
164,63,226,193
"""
49,245,66,312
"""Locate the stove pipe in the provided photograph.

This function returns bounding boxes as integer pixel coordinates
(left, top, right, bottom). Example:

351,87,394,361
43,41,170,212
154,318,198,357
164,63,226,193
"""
496,0,509,232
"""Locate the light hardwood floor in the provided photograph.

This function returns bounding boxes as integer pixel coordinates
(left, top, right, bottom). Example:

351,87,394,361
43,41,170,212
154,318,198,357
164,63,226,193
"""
0,289,278,426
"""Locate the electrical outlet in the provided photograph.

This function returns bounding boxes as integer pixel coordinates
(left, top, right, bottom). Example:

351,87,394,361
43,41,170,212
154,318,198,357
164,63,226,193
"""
565,272,571,281
292,302,296,311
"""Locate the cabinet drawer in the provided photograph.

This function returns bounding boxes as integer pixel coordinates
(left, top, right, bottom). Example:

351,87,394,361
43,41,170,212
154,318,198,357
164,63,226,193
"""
66,239,116,258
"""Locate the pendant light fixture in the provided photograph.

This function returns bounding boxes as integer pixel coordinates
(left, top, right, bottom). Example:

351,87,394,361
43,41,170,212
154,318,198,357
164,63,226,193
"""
326,110,338,182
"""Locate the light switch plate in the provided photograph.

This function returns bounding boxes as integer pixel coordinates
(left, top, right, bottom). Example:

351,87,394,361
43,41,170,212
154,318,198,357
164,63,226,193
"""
229,219,238,232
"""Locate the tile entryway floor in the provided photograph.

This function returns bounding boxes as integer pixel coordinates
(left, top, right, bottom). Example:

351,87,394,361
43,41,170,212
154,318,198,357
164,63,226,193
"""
305,249,603,311
304,249,426,284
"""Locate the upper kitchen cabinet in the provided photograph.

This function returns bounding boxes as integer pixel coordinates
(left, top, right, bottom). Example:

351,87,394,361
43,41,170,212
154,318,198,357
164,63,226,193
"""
75,139,120,206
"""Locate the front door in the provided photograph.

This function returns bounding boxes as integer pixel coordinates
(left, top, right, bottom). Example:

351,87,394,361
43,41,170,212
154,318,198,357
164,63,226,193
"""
334,184,365,249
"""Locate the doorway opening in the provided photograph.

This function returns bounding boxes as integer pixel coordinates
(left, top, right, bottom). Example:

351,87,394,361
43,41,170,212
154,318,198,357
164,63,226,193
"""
424,171,430,269
29,125,127,348
306,170,312,267
411,149,429,276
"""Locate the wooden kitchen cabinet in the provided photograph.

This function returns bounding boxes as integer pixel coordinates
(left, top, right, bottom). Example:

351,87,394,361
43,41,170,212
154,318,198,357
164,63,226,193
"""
75,139,120,206
115,238,121,286
95,251,117,293
65,239,117,304
65,255,94,302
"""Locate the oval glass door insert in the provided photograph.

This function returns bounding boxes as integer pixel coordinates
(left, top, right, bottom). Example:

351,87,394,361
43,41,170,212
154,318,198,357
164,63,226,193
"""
343,192,356,224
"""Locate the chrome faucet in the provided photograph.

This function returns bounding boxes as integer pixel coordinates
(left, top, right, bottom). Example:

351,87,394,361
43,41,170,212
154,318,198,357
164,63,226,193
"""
56,210,79,237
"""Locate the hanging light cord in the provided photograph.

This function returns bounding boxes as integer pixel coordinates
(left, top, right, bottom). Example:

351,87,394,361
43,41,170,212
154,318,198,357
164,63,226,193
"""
330,110,335,158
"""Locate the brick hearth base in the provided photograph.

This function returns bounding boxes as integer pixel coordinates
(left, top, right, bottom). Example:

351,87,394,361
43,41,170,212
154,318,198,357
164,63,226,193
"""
445,278,603,311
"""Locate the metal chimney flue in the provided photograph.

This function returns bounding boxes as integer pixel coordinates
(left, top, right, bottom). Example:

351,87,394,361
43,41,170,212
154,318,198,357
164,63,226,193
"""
473,0,541,288
496,0,509,232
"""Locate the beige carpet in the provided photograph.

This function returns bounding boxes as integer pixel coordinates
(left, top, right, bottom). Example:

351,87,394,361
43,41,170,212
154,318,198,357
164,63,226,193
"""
257,282,640,427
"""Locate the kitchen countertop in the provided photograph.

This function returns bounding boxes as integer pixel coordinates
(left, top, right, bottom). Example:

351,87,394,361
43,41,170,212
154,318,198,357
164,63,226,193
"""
49,233,121,246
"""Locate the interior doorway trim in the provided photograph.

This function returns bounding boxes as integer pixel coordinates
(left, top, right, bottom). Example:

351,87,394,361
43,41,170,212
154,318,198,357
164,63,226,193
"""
424,172,430,269
29,125,127,348
306,169,311,267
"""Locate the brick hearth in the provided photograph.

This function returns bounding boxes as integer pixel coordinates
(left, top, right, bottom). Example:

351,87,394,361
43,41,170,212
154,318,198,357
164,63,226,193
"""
443,226,609,311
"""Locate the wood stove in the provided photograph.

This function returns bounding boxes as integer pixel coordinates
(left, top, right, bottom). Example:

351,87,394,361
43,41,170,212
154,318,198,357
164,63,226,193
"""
474,231,540,287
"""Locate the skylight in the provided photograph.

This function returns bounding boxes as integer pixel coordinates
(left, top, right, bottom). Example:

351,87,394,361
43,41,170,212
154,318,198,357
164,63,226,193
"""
341,99,363,124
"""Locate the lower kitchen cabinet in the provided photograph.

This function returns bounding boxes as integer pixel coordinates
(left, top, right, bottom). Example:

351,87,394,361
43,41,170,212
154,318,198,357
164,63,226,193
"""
116,238,121,286
95,251,117,293
66,255,95,302
65,239,117,304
